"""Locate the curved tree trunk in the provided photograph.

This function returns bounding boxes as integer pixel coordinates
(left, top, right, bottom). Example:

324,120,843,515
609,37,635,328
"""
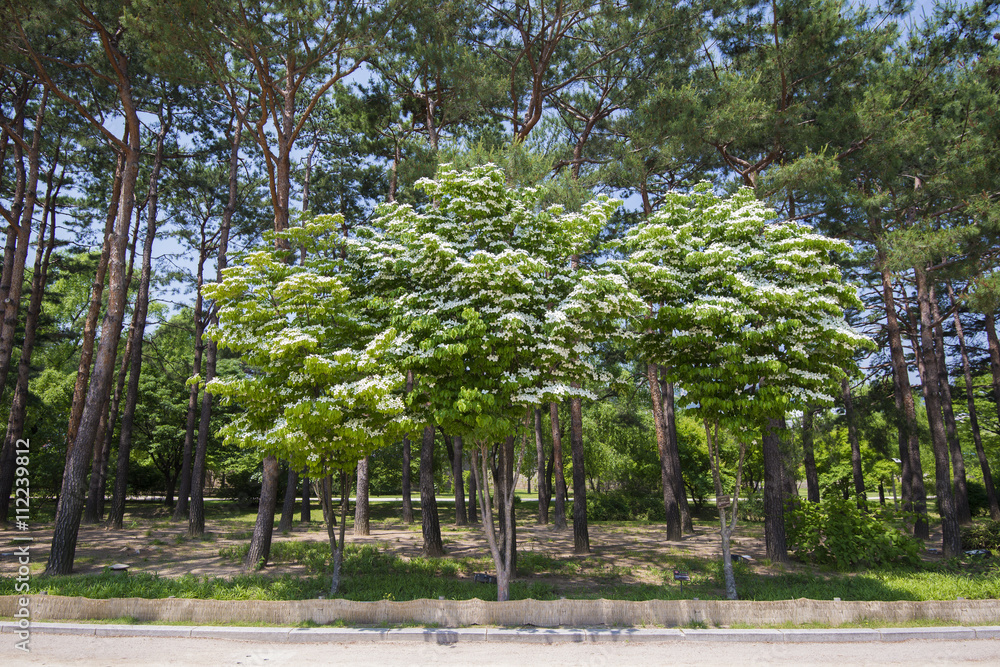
65,151,122,464
243,455,280,570
45,61,142,575
420,425,444,556
84,201,143,525
107,119,165,530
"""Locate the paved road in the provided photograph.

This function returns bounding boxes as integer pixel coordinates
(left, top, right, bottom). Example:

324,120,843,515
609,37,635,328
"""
4,633,999,666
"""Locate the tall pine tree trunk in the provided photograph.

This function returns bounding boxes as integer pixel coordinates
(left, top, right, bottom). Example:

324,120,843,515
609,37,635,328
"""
950,285,1000,520
84,208,142,525
879,261,928,538
931,297,970,524
174,251,207,521
45,65,142,575
65,150,122,464
913,266,961,558
0,90,46,403
108,119,165,530
189,114,239,536
0,178,56,524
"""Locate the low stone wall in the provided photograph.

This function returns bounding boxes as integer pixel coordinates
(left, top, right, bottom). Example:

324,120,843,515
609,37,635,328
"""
1,595,998,627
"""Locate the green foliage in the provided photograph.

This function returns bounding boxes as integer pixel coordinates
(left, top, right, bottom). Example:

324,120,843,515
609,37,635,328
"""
586,490,665,522
786,496,921,570
620,184,873,431
736,490,766,523
960,521,1000,552
965,481,993,519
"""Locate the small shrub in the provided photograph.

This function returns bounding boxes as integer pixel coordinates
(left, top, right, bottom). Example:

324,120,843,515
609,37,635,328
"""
966,481,993,519
586,490,665,522
737,490,765,523
785,496,920,570
961,520,1000,551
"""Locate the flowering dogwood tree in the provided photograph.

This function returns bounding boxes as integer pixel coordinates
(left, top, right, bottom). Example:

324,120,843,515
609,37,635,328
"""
203,215,409,593
619,184,872,599
358,164,644,601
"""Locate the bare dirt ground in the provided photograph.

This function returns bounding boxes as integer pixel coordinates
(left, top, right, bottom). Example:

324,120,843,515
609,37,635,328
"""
1,500,776,587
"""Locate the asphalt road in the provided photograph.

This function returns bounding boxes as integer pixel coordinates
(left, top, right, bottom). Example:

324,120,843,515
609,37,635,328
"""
4,634,999,666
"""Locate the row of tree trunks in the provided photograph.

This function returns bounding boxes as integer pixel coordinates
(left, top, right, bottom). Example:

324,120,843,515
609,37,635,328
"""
949,285,1000,520
82,200,143,526
188,114,240,537
44,28,144,573
0,88,46,404
878,256,929,539
912,266,961,558
173,245,208,522
106,116,167,530
64,149,123,464
0,159,58,523
929,296,970,524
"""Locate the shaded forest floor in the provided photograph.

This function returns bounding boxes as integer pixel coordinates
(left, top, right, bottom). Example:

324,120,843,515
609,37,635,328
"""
2,500,999,602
